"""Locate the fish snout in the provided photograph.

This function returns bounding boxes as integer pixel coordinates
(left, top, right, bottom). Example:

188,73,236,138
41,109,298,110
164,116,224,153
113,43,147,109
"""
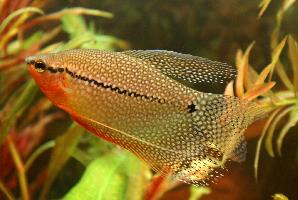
25,56,36,65
25,56,47,73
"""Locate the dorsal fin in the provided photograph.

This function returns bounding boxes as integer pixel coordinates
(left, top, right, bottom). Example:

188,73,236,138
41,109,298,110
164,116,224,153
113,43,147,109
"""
122,50,237,93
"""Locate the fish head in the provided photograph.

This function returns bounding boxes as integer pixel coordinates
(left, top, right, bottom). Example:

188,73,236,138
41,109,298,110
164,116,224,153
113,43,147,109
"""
26,53,70,109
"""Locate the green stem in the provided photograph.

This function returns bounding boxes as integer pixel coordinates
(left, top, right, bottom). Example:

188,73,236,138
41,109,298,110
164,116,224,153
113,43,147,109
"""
0,180,15,200
0,79,38,145
7,136,30,200
273,98,298,107
0,7,44,35
25,140,56,171
254,108,282,181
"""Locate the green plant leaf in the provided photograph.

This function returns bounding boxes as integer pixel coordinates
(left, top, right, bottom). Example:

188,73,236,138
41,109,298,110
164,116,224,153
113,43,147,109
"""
33,7,113,28
0,7,44,34
265,106,294,157
59,7,113,19
254,108,282,180
288,35,298,93
247,66,261,89
282,0,296,12
6,31,42,54
59,15,128,51
236,42,255,96
39,123,84,200
0,79,38,145
83,35,128,50
255,65,271,86
258,0,272,18
23,31,46,50
275,61,294,91
54,32,95,52
269,36,288,80
276,106,298,156
125,153,149,200
189,186,211,200
235,49,243,67
25,140,55,171
64,151,146,200
272,193,289,200
72,134,115,166
0,180,15,200
243,82,275,101
61,15,87,37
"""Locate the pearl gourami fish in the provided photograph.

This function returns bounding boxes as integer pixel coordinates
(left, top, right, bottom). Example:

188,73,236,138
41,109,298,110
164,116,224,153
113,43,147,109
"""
26,49,266,185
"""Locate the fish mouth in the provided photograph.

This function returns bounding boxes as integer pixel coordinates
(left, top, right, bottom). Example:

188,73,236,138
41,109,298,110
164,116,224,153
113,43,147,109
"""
26,56,36,75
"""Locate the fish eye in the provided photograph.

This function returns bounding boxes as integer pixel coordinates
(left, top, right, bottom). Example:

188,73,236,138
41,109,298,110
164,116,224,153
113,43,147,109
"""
34,60,46,73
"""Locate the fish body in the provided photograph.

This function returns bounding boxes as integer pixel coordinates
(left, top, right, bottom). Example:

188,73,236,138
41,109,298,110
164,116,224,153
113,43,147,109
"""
26,49,266,185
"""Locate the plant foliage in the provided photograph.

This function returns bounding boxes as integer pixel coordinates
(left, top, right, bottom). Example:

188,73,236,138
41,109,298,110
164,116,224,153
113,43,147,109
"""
0,0,297,200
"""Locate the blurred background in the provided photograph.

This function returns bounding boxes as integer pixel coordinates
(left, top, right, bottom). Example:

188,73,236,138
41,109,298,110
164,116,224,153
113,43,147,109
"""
52,0,298,66
0,0,298,200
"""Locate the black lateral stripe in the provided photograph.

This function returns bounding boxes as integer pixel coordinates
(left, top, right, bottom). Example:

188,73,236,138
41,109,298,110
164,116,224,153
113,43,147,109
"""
58,68,64,72
47,65,196,113
64,67,166,104
46,66,64,73
47,66,58,73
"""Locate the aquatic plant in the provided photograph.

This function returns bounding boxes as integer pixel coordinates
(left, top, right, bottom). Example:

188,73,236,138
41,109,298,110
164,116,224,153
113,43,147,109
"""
0,1,129,200
0,0,297,200
241,0,298,178
233,1,297,199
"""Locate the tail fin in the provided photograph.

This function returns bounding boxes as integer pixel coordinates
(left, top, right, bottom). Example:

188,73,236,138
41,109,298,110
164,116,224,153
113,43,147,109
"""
246,100,271,121
229,100,270,162
192,93,269,164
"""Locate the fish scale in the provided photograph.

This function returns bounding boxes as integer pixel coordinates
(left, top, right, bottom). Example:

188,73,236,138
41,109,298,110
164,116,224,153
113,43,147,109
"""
26,49,267,185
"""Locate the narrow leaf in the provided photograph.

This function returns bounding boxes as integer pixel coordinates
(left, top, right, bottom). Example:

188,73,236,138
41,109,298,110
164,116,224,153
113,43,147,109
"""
258,0,272,18
7,136,29,200
59,7,113,18
0,7,44,34
275,61,294,91
254,65,272,86
236,42,255,96
235,49,243,67
288,35,298,92
54,33,94,52
269,36,288,80
124,153,149,200
25,140,55,171
272,193,289,200
61,15,87,36
21,7,113,34
243,82,275,101
282,0,296,12
0,180,15,200
254,108,282,181
0,80,38,145
247,66,260,89
39,123,84,200
265,106,294,157
276,106,298,156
